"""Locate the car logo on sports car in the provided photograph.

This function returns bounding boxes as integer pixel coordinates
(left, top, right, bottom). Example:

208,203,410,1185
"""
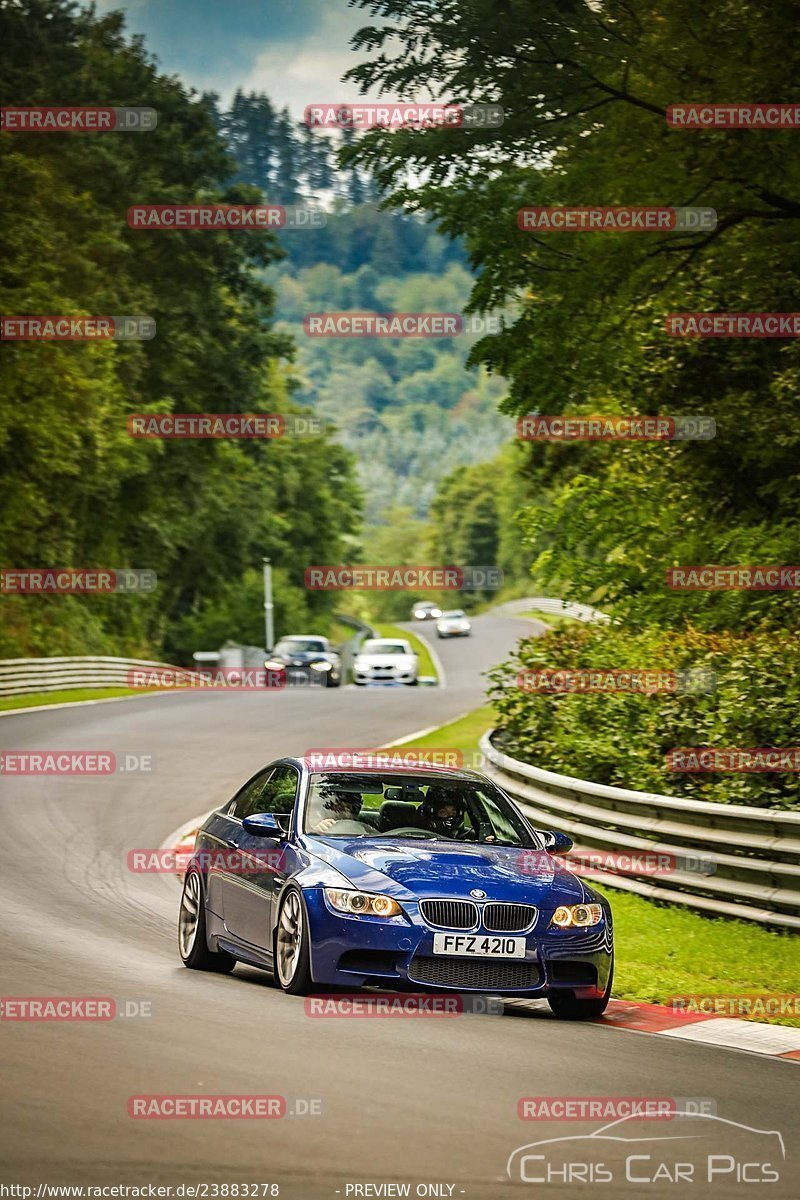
470,888,487,898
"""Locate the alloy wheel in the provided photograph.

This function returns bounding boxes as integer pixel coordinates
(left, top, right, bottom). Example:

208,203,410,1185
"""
277,891,303,986
178,871,201,959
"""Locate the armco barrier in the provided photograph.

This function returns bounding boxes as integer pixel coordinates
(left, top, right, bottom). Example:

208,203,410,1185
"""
0,656,194,697
0,620,375,695
480,729,800,930
493,596,610,623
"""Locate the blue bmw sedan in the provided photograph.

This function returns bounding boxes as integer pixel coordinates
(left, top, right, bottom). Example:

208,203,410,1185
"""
178,757,614,1019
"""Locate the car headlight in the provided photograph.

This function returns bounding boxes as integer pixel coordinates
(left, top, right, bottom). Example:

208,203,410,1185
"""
324,888,404,918
431,607,442,618
310,660,332,671
550,903,603,928
414,610,426,618
264,659,285,671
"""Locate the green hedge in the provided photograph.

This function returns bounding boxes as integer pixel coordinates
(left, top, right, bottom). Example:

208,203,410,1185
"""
488,624,800,809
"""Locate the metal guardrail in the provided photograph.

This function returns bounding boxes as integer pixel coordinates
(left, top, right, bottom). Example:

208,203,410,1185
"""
493,596,611,623
0,655,188,697
480,729,800,930
0,616,377,695
334,614,377,684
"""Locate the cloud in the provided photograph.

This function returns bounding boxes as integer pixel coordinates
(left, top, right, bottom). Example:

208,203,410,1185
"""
237,8,376,113
88,0,381,113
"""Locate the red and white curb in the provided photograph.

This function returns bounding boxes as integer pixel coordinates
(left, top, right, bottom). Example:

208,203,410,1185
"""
597,999,800,1062
160,811,212,875
161,815,800,1062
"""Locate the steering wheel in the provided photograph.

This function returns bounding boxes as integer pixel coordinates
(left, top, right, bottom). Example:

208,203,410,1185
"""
375,826,439,838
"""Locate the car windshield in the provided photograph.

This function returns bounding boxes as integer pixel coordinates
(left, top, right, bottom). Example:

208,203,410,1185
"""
442,611,465,619
275,638,325,654
304,773,538,846
362,641,407,655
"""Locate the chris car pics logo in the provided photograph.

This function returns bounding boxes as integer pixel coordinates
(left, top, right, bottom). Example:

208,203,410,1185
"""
506,1112,784,1185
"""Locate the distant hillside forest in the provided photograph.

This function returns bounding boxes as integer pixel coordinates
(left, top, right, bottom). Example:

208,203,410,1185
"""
209,90,516,524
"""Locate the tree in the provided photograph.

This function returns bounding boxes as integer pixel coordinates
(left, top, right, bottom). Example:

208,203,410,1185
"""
343,0,800,630
0,0,362,658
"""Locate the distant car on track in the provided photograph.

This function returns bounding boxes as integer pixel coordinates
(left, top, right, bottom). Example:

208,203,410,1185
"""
264,635,341,688
411,601,442,621
352,637,418,686
436,609,471,638
178,757,613,1017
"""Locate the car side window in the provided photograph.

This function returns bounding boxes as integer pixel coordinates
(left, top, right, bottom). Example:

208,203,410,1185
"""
231,765,300,821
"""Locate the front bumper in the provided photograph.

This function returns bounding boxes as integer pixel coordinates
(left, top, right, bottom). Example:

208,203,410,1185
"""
273,665,339,687
302,889,612,998
353,667,416,685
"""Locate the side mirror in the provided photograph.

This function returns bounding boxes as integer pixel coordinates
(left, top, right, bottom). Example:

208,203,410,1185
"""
243,812,283,837
540,830,574,855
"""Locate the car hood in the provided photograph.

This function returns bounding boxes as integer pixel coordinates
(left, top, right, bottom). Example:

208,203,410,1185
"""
303,836,586,906
355,655,414,668
275,650,332,664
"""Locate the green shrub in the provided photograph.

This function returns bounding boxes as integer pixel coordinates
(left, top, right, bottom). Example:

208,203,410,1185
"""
488,624,800,808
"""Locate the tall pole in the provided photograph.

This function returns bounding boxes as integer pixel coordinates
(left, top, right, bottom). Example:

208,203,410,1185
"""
263,557,274,652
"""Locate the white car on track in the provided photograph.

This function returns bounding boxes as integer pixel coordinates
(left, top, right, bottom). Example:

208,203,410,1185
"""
353,638,418,686
436,609,472,638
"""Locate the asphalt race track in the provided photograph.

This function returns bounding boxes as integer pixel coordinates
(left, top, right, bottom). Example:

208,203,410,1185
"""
1,614,798,1199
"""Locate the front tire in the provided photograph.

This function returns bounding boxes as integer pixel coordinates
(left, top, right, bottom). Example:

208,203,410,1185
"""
178,868,235,973
274,888,312,995
547,960,613,1020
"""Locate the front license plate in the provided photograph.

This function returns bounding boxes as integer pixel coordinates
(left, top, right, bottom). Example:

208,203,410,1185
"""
432,933,527,959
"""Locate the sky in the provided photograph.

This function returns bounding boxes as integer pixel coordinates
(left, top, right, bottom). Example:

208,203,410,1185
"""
92,0,380,114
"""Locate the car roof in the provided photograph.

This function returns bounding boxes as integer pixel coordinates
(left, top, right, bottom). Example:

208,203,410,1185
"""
278,634,327,641
285,755,485,781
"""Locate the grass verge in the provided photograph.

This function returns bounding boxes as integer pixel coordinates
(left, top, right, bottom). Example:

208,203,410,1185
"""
376,623,437,681
517,610,582,628
404,704,800,1026
0,687,161,712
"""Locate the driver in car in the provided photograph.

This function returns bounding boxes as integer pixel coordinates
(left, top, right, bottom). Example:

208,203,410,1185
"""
312,792,371,835
422,787,496,843
422,788,466,838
